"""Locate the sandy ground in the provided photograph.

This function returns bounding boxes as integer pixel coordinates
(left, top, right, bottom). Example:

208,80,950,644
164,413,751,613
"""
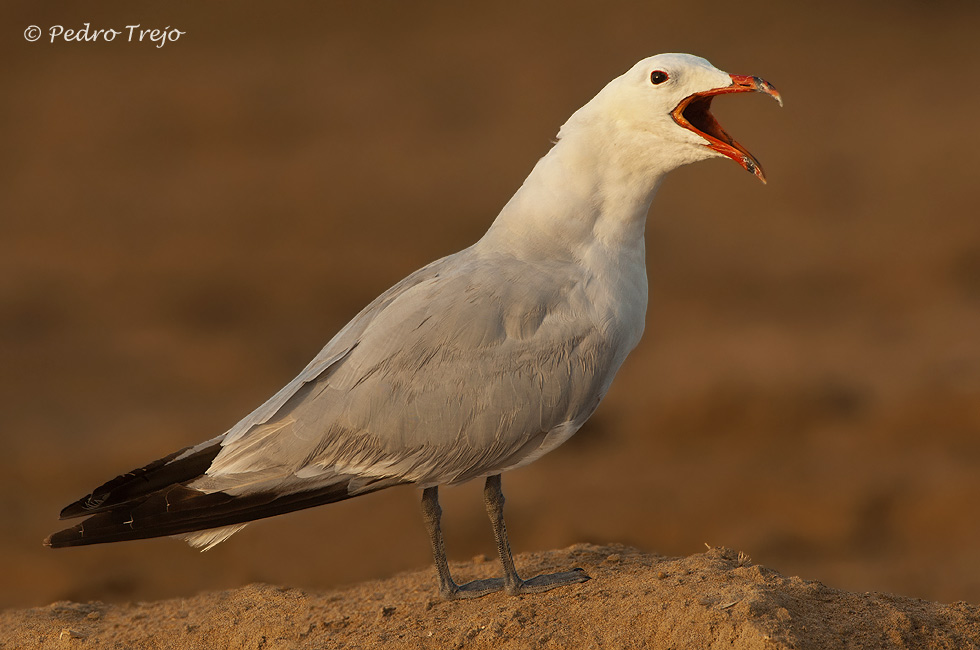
5,545,980,649
3,0,980,643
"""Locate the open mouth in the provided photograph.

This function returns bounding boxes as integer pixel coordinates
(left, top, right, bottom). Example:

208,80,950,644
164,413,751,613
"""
671,75,782,183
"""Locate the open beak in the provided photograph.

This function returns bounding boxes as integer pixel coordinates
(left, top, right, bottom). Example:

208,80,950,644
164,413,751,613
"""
671,74,782,183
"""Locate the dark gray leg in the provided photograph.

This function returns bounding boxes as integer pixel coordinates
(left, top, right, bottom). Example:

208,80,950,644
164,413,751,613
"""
421,486,503,599
484,474,590,595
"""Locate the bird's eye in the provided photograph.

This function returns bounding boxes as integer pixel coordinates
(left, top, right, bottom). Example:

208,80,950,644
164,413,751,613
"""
650,70,669,85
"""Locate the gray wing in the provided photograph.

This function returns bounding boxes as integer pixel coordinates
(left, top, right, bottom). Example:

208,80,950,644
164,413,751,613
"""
196,248,627,496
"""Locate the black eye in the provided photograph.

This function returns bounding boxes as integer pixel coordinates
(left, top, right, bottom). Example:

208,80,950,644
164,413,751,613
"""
650,70,669,85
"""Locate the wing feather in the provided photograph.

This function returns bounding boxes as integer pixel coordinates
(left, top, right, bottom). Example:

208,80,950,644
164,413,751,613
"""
207,251,625,489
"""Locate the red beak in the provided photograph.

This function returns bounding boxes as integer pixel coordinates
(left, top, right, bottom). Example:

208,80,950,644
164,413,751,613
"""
671,74,782,184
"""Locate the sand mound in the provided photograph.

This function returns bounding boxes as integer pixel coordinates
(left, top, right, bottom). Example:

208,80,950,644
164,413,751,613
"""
3,544,978,649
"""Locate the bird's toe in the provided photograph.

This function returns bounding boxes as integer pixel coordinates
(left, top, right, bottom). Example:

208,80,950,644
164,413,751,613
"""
506,567,591,595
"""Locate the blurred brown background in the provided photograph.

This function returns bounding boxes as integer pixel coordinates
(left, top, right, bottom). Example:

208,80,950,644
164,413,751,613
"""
3,0,980,609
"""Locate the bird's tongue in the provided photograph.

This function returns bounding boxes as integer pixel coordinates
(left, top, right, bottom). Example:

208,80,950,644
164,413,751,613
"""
671,74,782,184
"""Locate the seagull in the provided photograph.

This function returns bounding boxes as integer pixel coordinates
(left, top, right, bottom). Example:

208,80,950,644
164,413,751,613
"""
46,53,781,599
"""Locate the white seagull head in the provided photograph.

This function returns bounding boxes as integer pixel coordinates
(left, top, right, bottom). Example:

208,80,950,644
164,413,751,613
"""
558,53,782,183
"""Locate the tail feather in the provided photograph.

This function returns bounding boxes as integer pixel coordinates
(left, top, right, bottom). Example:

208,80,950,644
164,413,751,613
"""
177,524,250,551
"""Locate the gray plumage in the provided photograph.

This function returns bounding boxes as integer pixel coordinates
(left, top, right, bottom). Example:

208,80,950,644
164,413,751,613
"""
207,250,629,491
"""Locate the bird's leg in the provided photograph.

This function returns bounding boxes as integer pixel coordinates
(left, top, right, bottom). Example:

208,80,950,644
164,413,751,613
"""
483,474,591,595
421,486,503,599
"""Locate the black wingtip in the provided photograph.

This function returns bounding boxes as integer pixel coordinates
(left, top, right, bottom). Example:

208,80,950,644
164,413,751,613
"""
44,525,82,549
43,478,400,549
59,500,95,520
56,440,223,521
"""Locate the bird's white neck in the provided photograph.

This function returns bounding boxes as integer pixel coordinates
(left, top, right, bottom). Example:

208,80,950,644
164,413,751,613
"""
475,125,670,262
